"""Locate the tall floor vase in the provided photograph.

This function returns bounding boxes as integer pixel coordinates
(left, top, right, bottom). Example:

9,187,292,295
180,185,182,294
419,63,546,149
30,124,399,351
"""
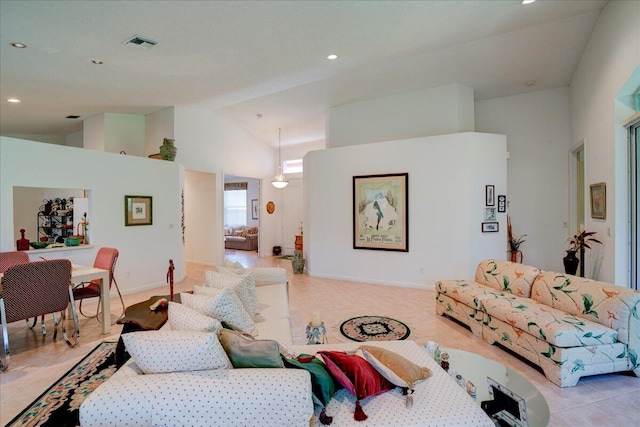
563,250,579,275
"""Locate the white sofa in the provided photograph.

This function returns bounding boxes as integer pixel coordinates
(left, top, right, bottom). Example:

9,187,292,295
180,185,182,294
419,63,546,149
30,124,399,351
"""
81,267,492,427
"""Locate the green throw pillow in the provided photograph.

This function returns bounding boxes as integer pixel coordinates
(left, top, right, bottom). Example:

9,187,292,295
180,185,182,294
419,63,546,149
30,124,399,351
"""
282,354,340,407
217,329,284,368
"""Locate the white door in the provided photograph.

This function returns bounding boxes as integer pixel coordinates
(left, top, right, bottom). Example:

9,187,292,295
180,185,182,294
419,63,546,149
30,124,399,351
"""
282,179,303,255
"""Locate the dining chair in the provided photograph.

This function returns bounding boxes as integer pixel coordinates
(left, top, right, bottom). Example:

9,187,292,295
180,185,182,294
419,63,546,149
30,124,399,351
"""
0,251,29,273
0,259,79,371
73,247,125,322
0,251,44,331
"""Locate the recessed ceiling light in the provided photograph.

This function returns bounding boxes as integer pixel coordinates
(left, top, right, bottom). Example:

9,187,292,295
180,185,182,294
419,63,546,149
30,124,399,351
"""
521,0,536,4
525,80,536,87
10,42,27,48
7,98,21,103
327,54,338,60
91,59,104,65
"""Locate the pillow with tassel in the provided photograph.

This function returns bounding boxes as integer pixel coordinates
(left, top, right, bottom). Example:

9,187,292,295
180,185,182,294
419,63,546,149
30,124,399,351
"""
318,351,394,421
359,345,432,408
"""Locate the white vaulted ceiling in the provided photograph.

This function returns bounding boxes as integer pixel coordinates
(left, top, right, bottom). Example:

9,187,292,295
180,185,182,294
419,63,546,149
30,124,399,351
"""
0,0,608,146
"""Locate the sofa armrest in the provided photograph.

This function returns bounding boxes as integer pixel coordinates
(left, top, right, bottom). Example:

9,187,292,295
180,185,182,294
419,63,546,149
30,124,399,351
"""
247,267,287,287
80,368,313,427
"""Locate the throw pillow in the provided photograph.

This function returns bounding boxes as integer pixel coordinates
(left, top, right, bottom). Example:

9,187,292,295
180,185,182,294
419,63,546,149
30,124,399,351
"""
222,258,246,274
207,269,259,316
218,329,284,368
212,267,260,316
283,354,340,425
318,351,394,421
122,330,231,374
180,290,257,336
359,345,431,407
192,284,224,298
168,301,222,333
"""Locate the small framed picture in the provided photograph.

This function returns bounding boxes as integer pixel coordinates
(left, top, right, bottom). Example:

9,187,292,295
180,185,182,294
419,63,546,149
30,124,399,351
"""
590,182,606,219
497,195,506,213
482,222,499,233
484,207,497,221
251,199,259,220
485,185,495,206
125,195,153,226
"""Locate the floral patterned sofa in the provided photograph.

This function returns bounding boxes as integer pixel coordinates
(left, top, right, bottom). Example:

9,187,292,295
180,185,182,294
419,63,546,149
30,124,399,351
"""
436,259,640,387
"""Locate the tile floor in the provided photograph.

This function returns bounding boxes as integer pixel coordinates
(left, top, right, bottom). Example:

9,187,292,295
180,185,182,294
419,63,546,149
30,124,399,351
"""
1,251,638,426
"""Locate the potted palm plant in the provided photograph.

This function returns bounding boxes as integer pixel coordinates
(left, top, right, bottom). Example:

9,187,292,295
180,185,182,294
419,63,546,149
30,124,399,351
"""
564,230,602,276
507,216,526,263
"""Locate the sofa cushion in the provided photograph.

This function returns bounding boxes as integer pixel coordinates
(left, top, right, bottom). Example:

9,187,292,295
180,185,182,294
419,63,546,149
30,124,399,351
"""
254,283,290,321
218,329,284,368
481,296,618,347
205,270,259,316
223,258,247,274
359,345,431,393
122,330,231,374
318,351,394,420
180,290,257,336
219,268,259,315
168,301,222,333
474,259,540,297
531,271,640,345
436,280,507,310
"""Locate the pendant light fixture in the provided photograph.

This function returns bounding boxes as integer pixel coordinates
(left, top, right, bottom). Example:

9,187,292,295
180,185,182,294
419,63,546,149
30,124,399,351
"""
272,128,289,189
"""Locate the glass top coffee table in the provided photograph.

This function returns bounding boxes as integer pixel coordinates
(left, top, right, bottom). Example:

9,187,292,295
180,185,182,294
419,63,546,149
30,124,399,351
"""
443,348,550,427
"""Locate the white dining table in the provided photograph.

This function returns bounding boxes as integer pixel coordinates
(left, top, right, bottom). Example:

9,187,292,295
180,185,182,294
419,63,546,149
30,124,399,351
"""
71,264,110,334
0,263,111,334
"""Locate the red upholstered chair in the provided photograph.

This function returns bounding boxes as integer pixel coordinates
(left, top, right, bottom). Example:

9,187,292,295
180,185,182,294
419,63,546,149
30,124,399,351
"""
0,259,79,370
73,247,125,321
0,251,29,273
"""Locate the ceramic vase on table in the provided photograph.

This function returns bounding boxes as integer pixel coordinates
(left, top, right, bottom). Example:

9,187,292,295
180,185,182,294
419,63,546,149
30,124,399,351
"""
563,250,579,275
159,138,177,161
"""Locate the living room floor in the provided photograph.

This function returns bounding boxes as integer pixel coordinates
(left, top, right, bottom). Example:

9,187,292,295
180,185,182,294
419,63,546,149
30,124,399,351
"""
1,250,638,426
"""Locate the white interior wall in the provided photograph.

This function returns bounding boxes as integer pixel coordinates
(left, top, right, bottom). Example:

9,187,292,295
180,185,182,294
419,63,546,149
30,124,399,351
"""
569,0,640,284
0,134,67,145
146,107,175,157
173,106,280,263
185,170,216,265
66,130,83,148
305,132,507,288
326,83,475,148
1,137,184,295
12,186,44,244
476,87,571,272
83,114,105,151
104,113,146,156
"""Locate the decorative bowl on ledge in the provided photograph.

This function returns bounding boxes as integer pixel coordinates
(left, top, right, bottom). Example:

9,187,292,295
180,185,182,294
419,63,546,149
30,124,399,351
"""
65,237,81,246
29,241,49,249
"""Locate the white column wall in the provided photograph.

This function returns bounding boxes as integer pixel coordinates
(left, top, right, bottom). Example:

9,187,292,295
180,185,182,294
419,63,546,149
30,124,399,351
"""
1,137,184,295
476,87,571,272
305,132,507,288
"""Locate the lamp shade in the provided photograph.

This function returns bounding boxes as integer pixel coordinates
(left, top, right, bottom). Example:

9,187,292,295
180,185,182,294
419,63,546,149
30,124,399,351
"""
272,128,288,189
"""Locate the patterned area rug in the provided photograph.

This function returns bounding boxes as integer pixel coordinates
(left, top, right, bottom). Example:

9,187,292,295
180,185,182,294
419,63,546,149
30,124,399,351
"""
7,341,118,427
337,315,411,342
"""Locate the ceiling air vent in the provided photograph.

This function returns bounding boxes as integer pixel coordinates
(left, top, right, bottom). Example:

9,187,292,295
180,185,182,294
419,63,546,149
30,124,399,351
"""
65,115,80,119
123,35,159,49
